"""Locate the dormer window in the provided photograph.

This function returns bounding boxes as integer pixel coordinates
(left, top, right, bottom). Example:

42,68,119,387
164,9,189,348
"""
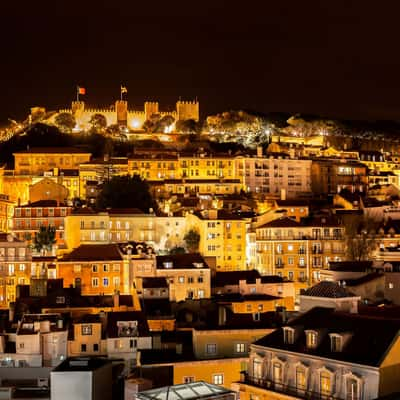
283,327,295,344
330,334,342,352
305,330,318,349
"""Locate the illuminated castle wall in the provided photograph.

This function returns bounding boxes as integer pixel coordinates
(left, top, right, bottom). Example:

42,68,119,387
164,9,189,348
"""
58,99,199,131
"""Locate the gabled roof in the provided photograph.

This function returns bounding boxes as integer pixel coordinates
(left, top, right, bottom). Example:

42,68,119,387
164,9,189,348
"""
302,281,355,298
18,200,69,208
254,307,400,367
59,244,123,261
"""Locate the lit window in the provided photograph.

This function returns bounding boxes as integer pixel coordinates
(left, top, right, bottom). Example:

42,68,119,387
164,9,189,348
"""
320,371,331,396
330,334,342,352
346,376,359,400
103,278,109,287
235,343,246,353
212,374,224,385
81,325,92,335
253,358,262,379
178,276,185,283
389,283,394,289
184,376,195,384
306,331,318,349
296,366,306,390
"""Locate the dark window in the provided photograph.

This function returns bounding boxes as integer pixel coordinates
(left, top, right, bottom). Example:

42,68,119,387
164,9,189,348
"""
81,344,87,352
93,343,99,352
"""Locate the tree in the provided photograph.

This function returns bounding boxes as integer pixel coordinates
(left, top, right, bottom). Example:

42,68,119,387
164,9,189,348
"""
156,115,175,133
33,226,56,256
96,174,157,212
183,229,200,252
345,215,377,261
176,119,199,134
169,246,186,255
142,113,161,133
89,114,107,132
54,113,76,132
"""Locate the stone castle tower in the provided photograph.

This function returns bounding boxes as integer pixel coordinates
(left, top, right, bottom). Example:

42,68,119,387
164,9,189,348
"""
176,100,199,122
115,100,128,125
144,102,159,120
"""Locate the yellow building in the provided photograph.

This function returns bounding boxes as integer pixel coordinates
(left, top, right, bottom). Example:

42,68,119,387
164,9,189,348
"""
256,216,346,297
0,194,15,232
13,147,91,176
79,157,128,199
187,210,250,271
0,233,32,307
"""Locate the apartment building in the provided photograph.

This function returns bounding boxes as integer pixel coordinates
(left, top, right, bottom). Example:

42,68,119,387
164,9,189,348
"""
11,200,71,250
236,150,312,198
234,307,400,400
0,232,32,307
256,216,346,295
187,209,251,271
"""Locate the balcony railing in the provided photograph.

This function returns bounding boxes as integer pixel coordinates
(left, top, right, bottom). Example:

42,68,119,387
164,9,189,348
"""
275,264,284,269
243,374,343,400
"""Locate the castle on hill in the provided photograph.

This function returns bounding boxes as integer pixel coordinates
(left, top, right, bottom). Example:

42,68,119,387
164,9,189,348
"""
57,99,199,131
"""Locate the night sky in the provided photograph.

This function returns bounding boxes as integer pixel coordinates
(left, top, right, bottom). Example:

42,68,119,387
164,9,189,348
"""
2,1,400,123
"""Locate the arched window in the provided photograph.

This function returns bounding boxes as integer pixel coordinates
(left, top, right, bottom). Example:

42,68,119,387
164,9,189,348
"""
345,373,361,400
296,365,307,391
319,369,333,397
252,358,263,380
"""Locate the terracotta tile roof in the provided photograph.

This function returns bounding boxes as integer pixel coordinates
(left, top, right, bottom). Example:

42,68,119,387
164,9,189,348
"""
14,147,91,154
302,281,355,298
156,253,209,269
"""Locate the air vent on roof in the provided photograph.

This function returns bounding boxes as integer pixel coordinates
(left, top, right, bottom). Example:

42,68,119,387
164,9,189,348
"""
193,262,203,268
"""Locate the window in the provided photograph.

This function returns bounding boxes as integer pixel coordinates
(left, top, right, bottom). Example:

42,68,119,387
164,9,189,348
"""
114,339,122,349
188,277,194,283
93,343,99,352
198,289,205,298
113,277,120,287
92,264,98,273
389,282,394,289
283,327,294,344
19,264,25,271
184,376,195,384
103,264,109,272
320,371,332,396
212,374,224,385
113,264,120,272
288,271,294,281
74,265,81,273
276,244,282,253
346,376,359,400
235,343,246,353
81,325,92,335
81,344,87,352
178,276,185,283
288,244,293,251
330,334,342,352
206,343,217,355
296,366,306,390
273,362,283,384
103,277,109,287
129,339,136,348
92,278,99,287
306,331,318,349
253,358,262,379
198,276,203,283
288,257,294,265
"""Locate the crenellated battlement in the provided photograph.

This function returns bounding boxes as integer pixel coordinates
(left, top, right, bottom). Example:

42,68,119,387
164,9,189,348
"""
56,98,198,130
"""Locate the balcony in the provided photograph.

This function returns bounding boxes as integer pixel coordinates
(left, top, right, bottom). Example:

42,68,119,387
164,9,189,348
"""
297,264,306,268
275,264,284,269
243,374,342,400
312,249,323,254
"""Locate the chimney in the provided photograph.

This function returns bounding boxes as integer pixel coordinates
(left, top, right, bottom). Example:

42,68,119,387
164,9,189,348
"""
257,146,263,157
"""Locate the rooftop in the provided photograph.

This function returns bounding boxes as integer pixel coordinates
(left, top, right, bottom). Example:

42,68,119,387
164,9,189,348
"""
156,254,209,269
254,307,400,367
14,147,91,154
301,281,356,298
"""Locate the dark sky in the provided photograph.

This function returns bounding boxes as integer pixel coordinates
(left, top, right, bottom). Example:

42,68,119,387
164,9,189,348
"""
1,1,400,123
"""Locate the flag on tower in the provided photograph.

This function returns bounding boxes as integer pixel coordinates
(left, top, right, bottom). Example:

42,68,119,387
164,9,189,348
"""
78,86,86,95
121,85,128,94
